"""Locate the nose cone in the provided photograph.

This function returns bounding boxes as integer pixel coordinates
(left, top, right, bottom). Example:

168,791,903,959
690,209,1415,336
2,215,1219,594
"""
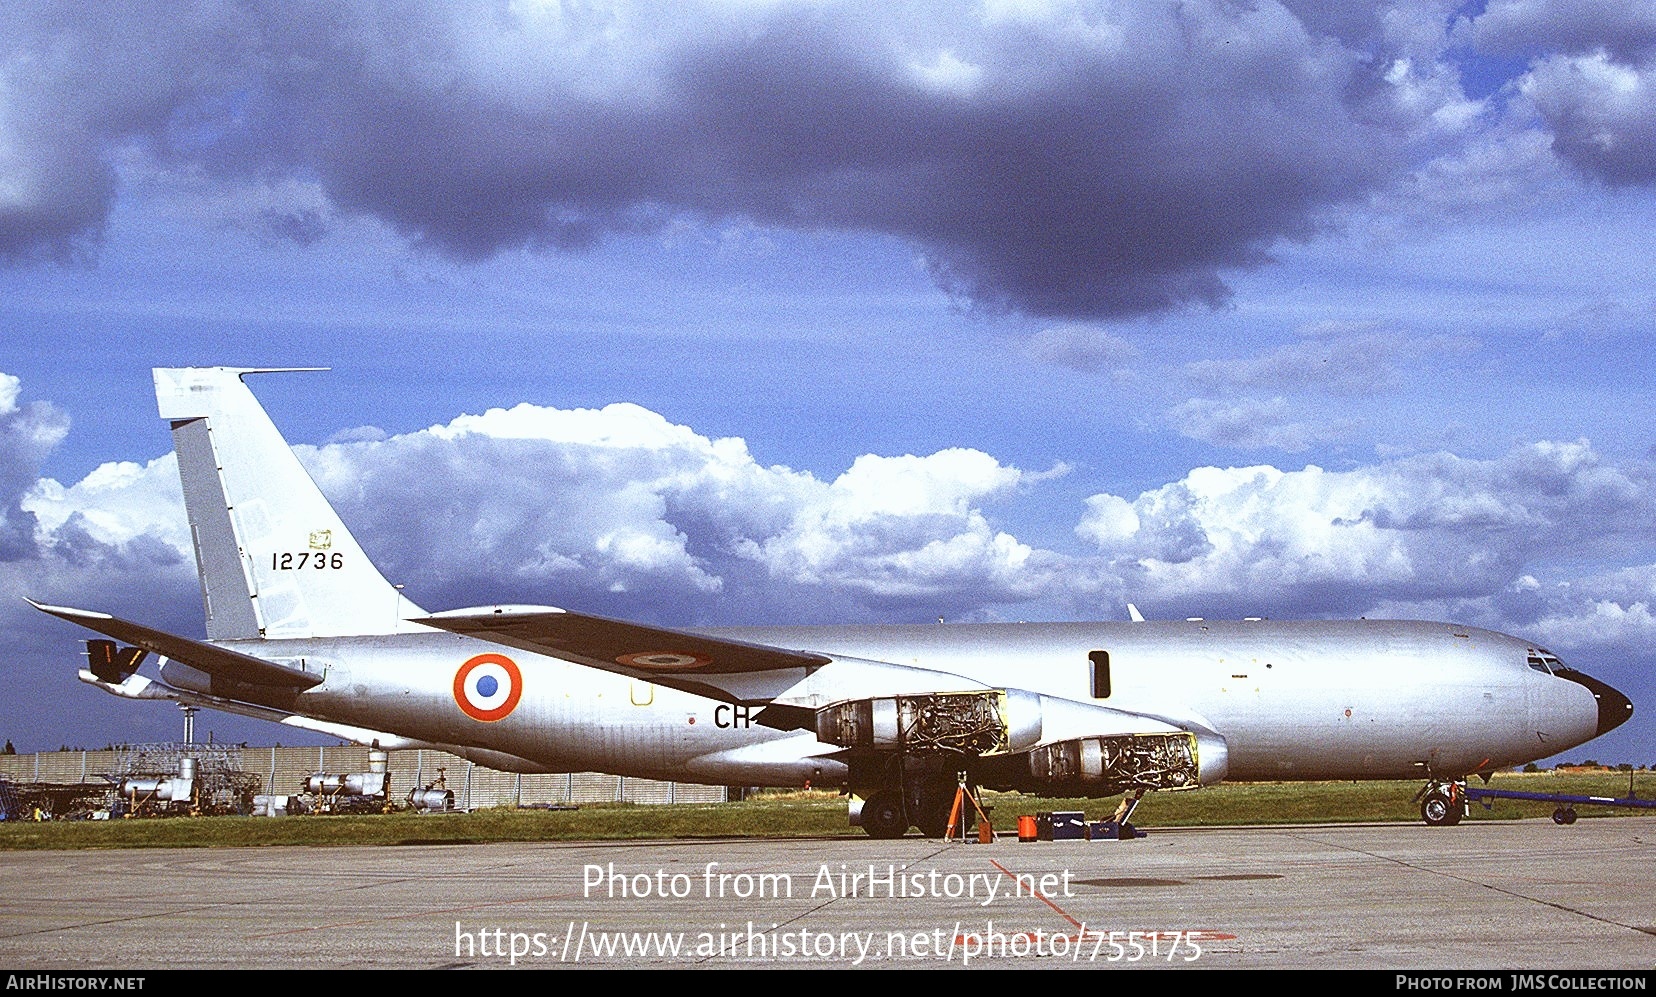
1555,668,1634,737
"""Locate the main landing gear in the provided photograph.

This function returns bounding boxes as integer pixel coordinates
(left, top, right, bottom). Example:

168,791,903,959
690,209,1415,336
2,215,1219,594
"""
858,782,976,839
859,791,910,839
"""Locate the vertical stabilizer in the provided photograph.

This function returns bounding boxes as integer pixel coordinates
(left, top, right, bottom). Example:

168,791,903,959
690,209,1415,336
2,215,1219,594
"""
155,367,426,639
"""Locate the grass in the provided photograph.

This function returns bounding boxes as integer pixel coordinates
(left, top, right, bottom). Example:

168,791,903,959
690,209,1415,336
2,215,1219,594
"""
1,772,1648,851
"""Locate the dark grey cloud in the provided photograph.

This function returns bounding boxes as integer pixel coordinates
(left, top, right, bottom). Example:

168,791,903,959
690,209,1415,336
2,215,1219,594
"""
1472,1,1656,185
0,2,252,261
3,2,1424,318
1474,0,1656,61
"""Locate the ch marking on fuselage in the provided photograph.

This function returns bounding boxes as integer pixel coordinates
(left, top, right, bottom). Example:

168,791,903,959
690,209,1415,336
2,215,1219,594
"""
715,704,755,728
454,653,523,722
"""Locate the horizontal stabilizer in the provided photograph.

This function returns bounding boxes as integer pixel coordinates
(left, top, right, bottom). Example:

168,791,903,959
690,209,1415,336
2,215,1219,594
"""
418,608,832,675
29,600,322,689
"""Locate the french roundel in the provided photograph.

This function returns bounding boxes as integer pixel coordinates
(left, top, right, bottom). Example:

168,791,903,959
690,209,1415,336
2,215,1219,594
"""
616,651,712,671
453,653,523,722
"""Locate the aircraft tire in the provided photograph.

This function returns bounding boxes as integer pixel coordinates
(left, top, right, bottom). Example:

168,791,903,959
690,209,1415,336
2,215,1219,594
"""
862,792,909,839
1421,789,1461,826
914,805,953,839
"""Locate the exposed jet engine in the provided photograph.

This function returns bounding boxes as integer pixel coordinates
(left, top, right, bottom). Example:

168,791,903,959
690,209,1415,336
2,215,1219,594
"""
813,690,1227,835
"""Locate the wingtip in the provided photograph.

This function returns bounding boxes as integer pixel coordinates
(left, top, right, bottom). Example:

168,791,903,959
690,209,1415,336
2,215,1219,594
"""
24,599,112,621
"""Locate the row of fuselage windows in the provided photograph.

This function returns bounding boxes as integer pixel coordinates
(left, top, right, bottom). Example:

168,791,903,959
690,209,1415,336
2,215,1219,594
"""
1094,647,1565,691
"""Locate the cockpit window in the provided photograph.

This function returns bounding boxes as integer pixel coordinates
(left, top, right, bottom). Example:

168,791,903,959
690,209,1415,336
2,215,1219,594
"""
1527,649,1564,674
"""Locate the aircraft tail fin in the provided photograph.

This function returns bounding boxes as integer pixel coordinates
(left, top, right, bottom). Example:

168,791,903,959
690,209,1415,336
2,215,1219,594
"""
155,367,426,639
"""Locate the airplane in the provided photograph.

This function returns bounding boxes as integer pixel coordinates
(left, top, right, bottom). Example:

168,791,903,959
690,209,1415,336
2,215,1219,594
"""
30,367,1634,836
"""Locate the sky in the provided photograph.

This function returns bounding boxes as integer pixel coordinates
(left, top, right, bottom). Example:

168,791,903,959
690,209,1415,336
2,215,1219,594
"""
1,0,1653,769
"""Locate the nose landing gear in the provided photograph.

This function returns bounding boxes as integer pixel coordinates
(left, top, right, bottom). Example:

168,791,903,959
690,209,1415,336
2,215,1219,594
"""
1415,779,1466,826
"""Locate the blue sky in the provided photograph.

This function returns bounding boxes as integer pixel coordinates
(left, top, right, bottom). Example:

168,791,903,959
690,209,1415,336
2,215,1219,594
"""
2,0,1653,767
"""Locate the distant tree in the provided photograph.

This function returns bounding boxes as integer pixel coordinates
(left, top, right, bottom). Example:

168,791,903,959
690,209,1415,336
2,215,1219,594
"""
1522,762,1539,773
3,739,14,754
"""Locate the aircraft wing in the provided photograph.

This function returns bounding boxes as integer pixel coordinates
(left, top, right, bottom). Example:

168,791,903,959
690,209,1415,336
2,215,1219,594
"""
28,600,322,690
419,608,833,674
418,608,991,729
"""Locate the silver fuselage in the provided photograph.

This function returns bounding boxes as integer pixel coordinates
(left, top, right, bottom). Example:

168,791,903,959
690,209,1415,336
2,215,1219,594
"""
175,617,1603,787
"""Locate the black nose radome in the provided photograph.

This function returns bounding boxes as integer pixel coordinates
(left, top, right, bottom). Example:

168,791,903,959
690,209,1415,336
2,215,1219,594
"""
1555,668,1635,737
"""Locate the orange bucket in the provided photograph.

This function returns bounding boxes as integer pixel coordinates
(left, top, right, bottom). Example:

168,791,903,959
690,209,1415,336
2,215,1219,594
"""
1017,815,1038,842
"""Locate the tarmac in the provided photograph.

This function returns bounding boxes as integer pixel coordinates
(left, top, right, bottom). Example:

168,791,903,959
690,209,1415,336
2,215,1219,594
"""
1,816,1652,971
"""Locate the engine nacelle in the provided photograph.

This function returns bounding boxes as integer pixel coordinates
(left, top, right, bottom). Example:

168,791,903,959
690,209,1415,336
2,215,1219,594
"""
1019,729,1230,794
816,691,1040,755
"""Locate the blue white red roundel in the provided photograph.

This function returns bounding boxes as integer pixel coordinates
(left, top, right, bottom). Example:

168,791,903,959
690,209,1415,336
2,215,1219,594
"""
453,653,522,722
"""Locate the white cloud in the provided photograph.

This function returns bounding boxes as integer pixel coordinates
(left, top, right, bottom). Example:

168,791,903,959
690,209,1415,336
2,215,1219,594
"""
1075,441,1656,618
1164,396,1344,452
290,405,1051,616
0,371,70,559
12,380,1653,635
22,455,188,554
1023,323,1139,373
1520,50,1656,184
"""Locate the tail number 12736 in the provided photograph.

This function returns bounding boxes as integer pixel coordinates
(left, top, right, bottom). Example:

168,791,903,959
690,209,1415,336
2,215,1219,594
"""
272,552,345,570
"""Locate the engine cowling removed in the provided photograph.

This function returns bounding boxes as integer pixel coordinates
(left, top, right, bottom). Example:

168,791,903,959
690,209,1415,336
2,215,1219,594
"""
815,691,1015,755
1021,732,1202,794
817,691,1227,798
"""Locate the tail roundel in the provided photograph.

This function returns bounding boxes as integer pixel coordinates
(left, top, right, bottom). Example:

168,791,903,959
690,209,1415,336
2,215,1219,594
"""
154,367,426,639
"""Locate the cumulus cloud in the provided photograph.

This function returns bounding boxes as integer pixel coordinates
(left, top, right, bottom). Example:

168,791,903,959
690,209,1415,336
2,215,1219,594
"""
1075,441,1656,619
1520,50,1656,185
21,454,189,570
2,1,1462,319
20,382,1653,636
1474,0,1656,63
1473,0,1656,185
0,372,69,559
295,402,1053,621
